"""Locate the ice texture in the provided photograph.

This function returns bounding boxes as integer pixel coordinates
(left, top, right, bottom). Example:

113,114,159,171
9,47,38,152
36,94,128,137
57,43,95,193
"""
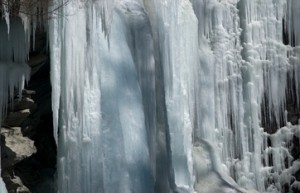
48,0,300,193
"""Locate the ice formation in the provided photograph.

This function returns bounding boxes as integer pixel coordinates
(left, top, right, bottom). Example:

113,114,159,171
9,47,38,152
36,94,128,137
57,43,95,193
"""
48,0,300,192
1,0,300,192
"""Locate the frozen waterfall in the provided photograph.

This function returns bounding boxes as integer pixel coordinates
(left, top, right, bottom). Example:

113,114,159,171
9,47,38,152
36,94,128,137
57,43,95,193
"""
49,0,300,192
1,0,300,192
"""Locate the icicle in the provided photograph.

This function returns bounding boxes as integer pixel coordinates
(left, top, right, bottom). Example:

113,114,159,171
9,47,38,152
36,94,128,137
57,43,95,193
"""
92,0,117,39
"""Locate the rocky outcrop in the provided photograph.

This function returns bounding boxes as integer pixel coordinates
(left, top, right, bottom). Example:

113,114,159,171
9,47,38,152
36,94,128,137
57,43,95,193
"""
1,90,37,193
2,127,36,165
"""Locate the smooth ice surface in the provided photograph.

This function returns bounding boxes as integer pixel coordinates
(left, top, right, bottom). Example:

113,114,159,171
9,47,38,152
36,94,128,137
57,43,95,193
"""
48,0,300,193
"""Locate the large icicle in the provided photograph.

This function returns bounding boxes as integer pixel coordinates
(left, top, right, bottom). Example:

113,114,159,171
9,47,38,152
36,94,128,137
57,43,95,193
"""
49,0,117,144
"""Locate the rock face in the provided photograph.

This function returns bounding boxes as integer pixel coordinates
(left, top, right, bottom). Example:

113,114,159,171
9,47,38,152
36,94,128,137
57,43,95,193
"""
1,90,37,193
2,127,36,164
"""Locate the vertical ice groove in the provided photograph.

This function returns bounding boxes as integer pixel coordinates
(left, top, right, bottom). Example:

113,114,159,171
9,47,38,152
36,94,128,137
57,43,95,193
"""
142,0,199,191
94,0,117,37
118,0,157,179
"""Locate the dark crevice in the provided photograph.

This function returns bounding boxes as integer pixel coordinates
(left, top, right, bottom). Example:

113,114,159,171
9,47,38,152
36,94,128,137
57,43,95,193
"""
282,18,296,47
21,33,56,193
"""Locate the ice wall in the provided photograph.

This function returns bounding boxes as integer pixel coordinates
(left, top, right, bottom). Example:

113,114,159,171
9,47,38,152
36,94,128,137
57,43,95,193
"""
0,18,31,193
48,0,300,193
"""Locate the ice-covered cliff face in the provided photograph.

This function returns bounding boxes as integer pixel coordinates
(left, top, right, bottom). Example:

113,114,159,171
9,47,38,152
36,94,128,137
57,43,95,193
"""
48,0,300,193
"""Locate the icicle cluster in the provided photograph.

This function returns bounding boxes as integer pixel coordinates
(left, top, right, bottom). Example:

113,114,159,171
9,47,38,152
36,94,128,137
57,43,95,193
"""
1,0,49,47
